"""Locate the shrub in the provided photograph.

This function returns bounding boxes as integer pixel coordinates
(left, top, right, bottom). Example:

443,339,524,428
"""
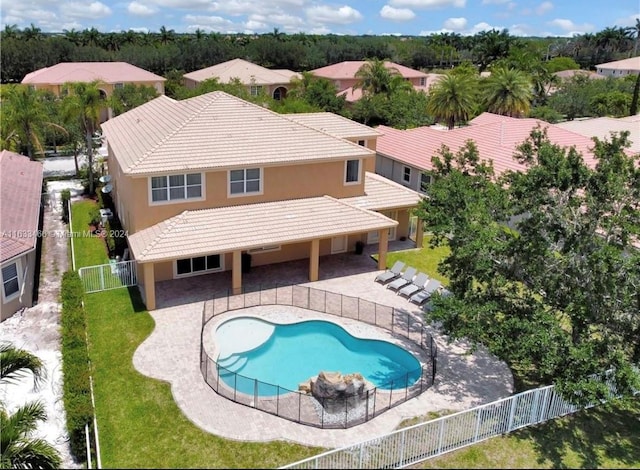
60,271,94,462
61,189,71,223
88,207,101,228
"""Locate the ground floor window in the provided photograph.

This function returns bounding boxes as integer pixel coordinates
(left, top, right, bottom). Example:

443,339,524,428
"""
175,254,223,277
2,262,20,300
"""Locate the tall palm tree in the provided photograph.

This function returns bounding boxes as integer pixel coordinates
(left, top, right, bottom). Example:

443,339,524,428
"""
482,67,532,117
354,58,401,96
427,73,478,129
61,81,104,194
0,343,61,469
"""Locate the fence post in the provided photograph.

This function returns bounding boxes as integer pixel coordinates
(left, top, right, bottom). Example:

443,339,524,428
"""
474,407,482,441
99,266,105,290
437,418,445,454
507,394,518,432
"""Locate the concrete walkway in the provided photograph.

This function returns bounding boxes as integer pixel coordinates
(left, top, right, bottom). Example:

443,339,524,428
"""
133,251,514,449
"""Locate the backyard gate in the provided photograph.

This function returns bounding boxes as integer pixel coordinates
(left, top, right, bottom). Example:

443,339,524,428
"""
78,260,137,293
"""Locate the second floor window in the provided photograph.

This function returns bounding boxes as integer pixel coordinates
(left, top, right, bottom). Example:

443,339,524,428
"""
345,159,361,184
229,168,261,195
151,173,202,203
403,166,411,183
420,173,432,192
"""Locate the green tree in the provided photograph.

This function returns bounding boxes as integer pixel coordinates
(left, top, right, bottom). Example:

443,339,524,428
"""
482,67,532,117
287,72,347,114
354,58,401,96
427,73,478,129
109,83,159,116
0,343,62,469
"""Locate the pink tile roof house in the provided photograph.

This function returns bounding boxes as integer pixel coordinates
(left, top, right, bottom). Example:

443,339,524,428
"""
376,113,601,188
22,62,166,88
310,61,442,103
0,151,43,319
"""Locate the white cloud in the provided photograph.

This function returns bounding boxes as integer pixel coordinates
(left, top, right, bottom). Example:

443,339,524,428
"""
536,1,553,15
183,14,235,29
481,0,510,3
390,0,465,8
470,21,503,33
548,18,594,33
63,2,112,20
127,2,157,16
615,13,640,27
509,23,535,36
147,0,212,8
380,5,416,21
443,17,467,30
305,5,362,24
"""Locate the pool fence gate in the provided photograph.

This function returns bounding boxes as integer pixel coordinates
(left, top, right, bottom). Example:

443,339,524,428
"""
78,260,137,293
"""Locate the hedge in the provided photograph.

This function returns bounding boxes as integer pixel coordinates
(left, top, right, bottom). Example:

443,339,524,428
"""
60,270,94,462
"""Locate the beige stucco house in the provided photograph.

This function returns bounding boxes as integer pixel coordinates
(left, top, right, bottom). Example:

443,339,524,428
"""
100,91,423,310
0,151,43,321
595,56,640,77
21,62,166,122
182,58,300,100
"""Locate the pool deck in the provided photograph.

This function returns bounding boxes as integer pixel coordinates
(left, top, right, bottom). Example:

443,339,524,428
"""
133,243,514,450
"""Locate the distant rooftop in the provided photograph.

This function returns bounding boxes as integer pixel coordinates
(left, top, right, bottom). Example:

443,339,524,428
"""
310,61,428,80
183,58,300,85
595,56,640,71
22,62,165,85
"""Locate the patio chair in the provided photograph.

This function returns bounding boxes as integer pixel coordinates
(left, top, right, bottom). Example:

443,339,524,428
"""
409,279,442,306
374,260,405,284
386,267,417,292
397,272,430,298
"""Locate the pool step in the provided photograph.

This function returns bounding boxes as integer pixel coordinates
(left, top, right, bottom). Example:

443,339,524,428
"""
217,354,248,372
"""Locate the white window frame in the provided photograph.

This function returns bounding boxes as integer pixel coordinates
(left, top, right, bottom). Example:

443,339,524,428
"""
344,159,361,185
249,85,263,96
403,166,411,184
247,245,281,254
148,172,204,205
228,168,263,197
1,260,21,302
419,77,426,86
174,254,224,278
420,173,432,193
114,82,124,89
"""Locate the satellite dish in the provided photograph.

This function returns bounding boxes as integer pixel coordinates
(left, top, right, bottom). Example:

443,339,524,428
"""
99,175,112,183
101,184,113,193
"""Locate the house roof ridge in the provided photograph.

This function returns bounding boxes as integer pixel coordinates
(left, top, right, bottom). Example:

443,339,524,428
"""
326,194,399,224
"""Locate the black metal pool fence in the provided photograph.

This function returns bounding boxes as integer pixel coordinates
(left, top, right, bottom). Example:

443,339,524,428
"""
199,283,438,429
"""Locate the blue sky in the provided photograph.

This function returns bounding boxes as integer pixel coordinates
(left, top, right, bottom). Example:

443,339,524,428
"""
2,0,639,37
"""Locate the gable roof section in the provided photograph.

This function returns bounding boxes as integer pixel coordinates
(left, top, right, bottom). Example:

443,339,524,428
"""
311,61,428,80
284,112,382,140
595,56,640,71
0,151,43,262
127,195,397,262
101,91,373,175
343,172,423,211
555,116,640,154
183,58,300,85
377,113,599,177
22,62,165,85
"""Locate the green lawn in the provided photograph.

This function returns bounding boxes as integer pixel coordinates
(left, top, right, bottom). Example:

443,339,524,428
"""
71,199,110,268
412,399,640,469
377,237,451,284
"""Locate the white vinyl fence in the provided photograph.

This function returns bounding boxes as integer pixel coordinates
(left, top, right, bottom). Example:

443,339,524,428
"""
78,260,137,293
282,374,636,469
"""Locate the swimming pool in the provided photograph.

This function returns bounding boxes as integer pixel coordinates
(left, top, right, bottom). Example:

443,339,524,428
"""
215,317,422,397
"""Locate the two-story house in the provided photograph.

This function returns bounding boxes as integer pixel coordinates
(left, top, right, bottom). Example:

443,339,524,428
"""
182,58,300,100
22,62,166,122
101,91,423,310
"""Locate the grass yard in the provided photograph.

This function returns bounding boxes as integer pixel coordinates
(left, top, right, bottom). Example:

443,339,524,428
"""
411,398,640,469
376,236,451,284
71,199,110,268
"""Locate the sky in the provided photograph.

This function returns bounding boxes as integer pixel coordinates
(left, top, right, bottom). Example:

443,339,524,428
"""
1,0,639,38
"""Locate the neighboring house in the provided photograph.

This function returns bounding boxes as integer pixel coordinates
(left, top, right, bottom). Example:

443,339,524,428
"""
182,58,300,100
595,56,640,77
552,69,605,81
376,112,601,192
101,91,423,310
21,62,166,122
556,114,640,154
309,60,442,103
0,151,43,321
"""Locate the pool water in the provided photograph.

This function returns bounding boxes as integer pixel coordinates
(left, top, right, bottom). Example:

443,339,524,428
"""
215,318,421,397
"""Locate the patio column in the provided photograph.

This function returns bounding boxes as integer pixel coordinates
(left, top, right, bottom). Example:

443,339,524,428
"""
232,250,242,295
309,239,320,281
416,218,424,248
142,263,155,310
378,228,389,270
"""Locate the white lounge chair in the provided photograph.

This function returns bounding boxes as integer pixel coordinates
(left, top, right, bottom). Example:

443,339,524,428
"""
386,267,417,292
398,272,430,298
409,279,442,305
374,260,405,284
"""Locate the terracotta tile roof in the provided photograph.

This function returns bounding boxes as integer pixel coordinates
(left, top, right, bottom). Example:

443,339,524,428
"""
100,91,373,175
127,195,397,262
183,58,300,85
0,151,43,262
343,173,423,211
21,62,165,85
284,112,382,139
553,69,605,80
596,56,640,71
556,117,640,154
311,61,428,80
377,113,600,177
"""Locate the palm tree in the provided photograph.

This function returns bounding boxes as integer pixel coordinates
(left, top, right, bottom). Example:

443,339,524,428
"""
482,67,532,117
61,81,104,194
629,18,640,56
0,343,62,469
354,58,401,96
427,74,478,129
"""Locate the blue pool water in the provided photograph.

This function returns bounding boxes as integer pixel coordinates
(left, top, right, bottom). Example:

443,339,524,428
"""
216,318,421,397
